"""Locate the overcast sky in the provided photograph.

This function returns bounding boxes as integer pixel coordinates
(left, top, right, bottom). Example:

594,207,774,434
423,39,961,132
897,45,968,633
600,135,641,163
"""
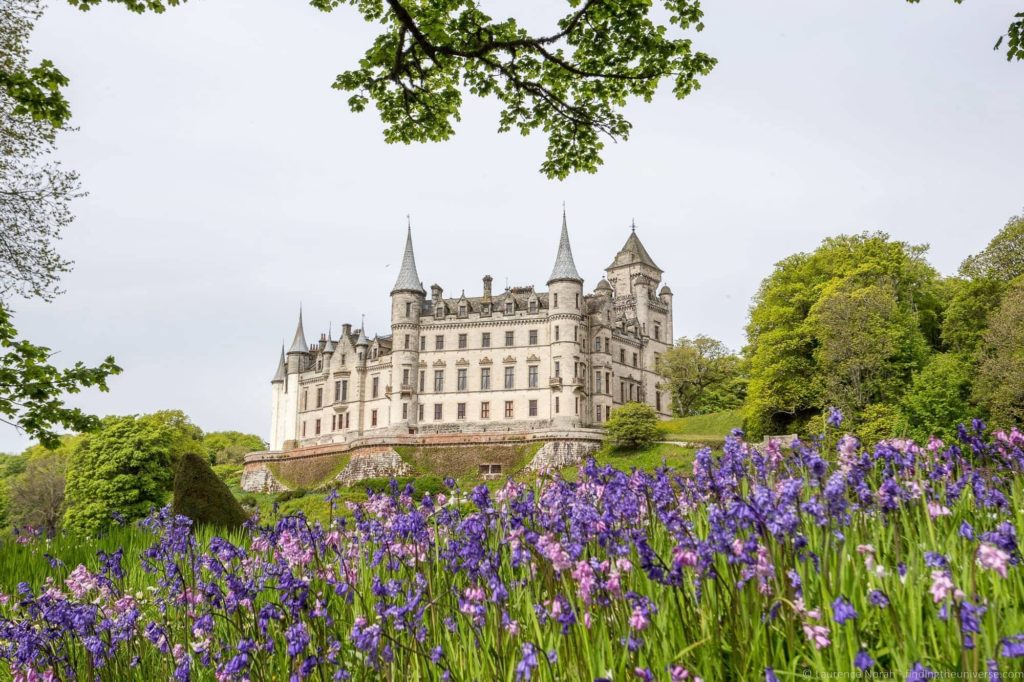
3,0,1021,452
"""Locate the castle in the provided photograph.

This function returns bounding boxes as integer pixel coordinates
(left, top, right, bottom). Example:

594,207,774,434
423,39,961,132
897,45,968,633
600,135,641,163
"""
267,214,674,452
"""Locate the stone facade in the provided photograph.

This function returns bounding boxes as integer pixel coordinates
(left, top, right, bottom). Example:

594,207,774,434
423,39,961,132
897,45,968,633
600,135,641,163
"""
526,439,602,472
267,214,674,452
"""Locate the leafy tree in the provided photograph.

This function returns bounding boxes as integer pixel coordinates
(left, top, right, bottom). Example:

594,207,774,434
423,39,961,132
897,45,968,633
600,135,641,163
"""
604,402,660,450
172,452,249,528
901,352,974,441
959,214,1024,282
6,450,66,535
0,0,120,447
657,335,745,417
203,431,266,465
0,305,121,447
42,0,716,179
972,278,1024,428
854,403,909,447
940,276,1006,354
744,232,942,438
63,414,176,535
146,409,204,463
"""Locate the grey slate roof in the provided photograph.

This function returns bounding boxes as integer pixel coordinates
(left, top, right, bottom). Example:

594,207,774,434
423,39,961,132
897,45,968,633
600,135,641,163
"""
287,309,308,353
391,227,426,295
607,229,661,272
355,328,369,346
272,345,286,382
547,213,583,284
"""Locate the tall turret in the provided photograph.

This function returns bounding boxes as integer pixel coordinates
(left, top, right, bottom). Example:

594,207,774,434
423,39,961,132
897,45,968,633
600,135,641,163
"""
390,224,425,433
269,345,287,449
547,210,585,428
286,307,308,374
279,308,307,448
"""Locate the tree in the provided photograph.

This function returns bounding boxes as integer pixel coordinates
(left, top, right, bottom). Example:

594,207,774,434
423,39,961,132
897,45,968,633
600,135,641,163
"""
44,0,717,179
604,402,660,450
657,335,745,417
172,452,249,528
6,450,66,535
63,414,176,535
0,0,121,446
901,352,974,441
940,276,1006,354
972,278,1024,428
744,232,942,438
959,214,1024,282
203,431,267,465
906,2,1023,62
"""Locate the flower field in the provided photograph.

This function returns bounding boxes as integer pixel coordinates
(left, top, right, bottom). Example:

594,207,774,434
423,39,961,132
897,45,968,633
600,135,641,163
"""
3,419,1024,681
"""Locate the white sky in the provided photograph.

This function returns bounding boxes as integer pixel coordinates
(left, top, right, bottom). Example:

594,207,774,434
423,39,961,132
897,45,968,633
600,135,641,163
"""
3,0,1021,452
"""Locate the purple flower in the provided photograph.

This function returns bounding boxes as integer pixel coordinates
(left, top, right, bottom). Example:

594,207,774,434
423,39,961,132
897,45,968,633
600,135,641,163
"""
855,650,874,670
515,642,539,681
831,596,857,625
1001,634,1024,658
826,407,843,428
868,590,890,608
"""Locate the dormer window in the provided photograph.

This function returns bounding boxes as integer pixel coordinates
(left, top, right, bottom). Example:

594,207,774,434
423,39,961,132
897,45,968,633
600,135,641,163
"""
316,357,323,372
505,301,514,315
482,303,491,316
435,306,444,319
528,300,537,314
459,303,467,318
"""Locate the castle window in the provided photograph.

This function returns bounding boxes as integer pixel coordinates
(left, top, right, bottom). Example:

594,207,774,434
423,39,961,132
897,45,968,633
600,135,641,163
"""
554,361,560,378
316,388,323,408
482,332,491,348
529,300,537,314
418,404,424,421
371,410,377,427
404,334,410,349
403,368,410,386
402,403,408,419
575,397,579,414
504,401,514,418
505,301,514,315
342,380,348,401
372,376,379,398
528,365,538,388
605,372,610,393
505,331,514,346
358,352,363,362
420,336,426,351
621,382,625,402
482,303,491,316
620,349,626,364
630,384,635,401
302,421,306,437
435,306,444,319
605,406,610,421
458,333,467,349
457,403,466,420
633,352,638,367
316,357,323,372
654,323,661,341
656,392,662,411
459,304,467,317
435,335,444,350
457,368,467,391
419,370,425,392
332,414,336,430
405,301,412,317
555,396,560,413
575,293,580,308
342,354,346,364
371,347,377,360
302,390,308,411
334,380,341,401
434,404,442,421
595,337,602,352
553,293,558,308
433,370,444,392
574,326,578,342
480,401,490,419
595,372,602,393
596,406,602,422
315,418,321,435
528,330,538,345
345,413,350,428
555,326,560,341
529,400,538,417
481,367,491,390
504,366,515,389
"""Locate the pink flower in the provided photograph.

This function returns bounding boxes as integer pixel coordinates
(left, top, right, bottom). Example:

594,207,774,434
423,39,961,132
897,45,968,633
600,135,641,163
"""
929,571,954,603
927,501,951,518
537,534,572,572
978,543,1010,578
802,623,831,649
629,606,649,631
277,531,313,568
65,564,98,599
672,546,698,568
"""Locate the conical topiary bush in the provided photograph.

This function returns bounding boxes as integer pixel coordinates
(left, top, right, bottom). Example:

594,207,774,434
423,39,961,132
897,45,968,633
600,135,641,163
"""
172,452,250,529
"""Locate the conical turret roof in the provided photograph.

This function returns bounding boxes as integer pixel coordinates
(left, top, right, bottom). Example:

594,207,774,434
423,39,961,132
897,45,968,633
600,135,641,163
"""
547,210,583,284
287,308,308,353
272,345,286,382
391,225,426,295
607,222,661,272
355,328,369,346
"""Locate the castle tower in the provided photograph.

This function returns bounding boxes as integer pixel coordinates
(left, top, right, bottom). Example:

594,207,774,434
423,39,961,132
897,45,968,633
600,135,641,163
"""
269,345,287,450
547,210,585,428
279,308,308,448
390,224,426,433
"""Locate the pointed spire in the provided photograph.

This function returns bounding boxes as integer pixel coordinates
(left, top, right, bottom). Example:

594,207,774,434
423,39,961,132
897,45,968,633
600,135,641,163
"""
607,221,662,272
547,209,583,285
355,327,369,347
272,344,286,382
324,323,336,353
391,221,426,295
287,307,308,353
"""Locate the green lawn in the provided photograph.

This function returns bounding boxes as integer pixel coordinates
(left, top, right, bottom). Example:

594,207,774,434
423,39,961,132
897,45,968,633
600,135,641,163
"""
658,409,743,441
559,442,696,481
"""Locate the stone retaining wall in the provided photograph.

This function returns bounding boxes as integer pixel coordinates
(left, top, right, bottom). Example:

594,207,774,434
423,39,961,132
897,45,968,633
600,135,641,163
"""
527,439,602,472
333,449,413,487
239,462,289,493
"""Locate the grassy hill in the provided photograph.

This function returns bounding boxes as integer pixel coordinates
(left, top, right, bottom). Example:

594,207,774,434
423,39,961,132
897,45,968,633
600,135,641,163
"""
658,409,743,442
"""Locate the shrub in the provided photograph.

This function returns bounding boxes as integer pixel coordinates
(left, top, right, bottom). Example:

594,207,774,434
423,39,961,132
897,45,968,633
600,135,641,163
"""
172,453,249,529
604,402,660,450
275,488,308,503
